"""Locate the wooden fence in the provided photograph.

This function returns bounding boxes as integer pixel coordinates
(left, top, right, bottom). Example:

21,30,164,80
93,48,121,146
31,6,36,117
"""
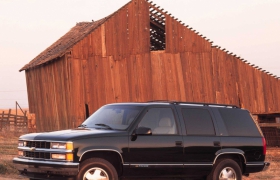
0,109,28,132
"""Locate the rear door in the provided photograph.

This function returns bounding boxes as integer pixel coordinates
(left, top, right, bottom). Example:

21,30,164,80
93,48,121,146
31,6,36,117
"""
175,105,221,176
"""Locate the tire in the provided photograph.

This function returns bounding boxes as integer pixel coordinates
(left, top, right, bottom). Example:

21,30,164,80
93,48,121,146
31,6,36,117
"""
77,158,118,180
207,159,242,180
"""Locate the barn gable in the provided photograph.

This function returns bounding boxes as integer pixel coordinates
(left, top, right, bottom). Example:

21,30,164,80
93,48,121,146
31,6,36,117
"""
21,0,280,144
20,19,108,72
21,0,214,71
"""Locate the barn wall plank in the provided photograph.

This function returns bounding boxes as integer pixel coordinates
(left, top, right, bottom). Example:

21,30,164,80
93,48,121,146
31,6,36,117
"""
163,53,180,100
70,58,85,126
253,68,265,113
25,71,35,113
139,0,150,54
138,53,152,101
86,56,99,114
174,53,186,101
200,52,215,103
105,18,114,56
165,16,174,53
126,55,138,101
180,52,194,102
151,51,168,100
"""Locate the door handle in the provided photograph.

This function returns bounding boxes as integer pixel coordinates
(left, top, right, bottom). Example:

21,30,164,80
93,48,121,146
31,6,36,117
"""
214,141,221,147
175,141,182,146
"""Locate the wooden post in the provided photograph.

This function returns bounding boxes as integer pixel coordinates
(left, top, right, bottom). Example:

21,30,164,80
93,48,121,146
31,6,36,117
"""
15,101,18,131
16,101,25,114
14,113,17,131
0,111,4,131
24,111,27,131
7,109,11,131
16,101,18,117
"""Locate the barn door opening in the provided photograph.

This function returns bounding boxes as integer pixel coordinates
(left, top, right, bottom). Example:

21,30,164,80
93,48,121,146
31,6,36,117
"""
85,104,90,120
149,5,166,51
257,114,280,147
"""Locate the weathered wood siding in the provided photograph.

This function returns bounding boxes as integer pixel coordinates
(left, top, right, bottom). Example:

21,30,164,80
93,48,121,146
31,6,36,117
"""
26,55,73,131
25,0,280,131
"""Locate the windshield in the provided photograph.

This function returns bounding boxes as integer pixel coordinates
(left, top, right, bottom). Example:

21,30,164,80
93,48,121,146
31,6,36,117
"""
81,105,143,130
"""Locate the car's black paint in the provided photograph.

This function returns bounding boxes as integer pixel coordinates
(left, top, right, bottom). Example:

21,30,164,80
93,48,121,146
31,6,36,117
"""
13,102,269,179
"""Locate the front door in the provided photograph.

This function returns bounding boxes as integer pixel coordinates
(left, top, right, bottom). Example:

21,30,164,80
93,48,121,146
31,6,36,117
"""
128,106,184,177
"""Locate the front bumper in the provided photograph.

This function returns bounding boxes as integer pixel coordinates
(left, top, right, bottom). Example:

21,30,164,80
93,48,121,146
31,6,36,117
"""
13,157,79,179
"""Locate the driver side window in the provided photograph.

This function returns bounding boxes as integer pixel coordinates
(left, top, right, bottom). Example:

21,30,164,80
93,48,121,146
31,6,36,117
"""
138,108,177,135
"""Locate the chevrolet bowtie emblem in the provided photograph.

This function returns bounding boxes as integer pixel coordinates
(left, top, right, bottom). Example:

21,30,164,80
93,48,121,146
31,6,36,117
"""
30,147,36,151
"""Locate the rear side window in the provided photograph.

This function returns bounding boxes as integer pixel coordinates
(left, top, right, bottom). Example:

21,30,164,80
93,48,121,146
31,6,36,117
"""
182,108,215,135
218,108,261,136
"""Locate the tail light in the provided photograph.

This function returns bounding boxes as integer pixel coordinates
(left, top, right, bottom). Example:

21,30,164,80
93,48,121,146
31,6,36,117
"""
262,137,267,155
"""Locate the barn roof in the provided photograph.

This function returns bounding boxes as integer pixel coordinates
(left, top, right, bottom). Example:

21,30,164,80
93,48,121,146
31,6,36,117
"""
19,18,108,72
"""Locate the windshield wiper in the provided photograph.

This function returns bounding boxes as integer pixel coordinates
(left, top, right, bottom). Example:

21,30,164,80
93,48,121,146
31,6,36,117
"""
95,123,113,130
78,124,87,128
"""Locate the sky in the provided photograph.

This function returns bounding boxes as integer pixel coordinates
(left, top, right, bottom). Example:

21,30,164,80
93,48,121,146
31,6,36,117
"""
0,0,279,109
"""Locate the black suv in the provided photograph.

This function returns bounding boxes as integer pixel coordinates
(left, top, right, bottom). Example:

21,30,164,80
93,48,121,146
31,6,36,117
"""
13,101,269,180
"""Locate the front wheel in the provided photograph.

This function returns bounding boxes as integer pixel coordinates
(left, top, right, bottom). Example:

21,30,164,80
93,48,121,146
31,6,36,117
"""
77,158,118,180
208,159,242,180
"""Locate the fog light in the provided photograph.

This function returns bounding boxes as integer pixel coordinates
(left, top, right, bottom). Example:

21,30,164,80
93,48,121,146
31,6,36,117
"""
51,154,66,160
18,150,23,156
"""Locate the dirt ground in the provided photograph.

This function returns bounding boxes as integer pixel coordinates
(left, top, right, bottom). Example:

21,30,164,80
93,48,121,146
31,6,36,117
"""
242,148,280,180
0,131,279,180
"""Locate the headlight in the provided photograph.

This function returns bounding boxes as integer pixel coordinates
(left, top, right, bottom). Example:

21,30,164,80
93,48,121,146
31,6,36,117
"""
51,142,66,149
51,142,73,150
18,141,26,147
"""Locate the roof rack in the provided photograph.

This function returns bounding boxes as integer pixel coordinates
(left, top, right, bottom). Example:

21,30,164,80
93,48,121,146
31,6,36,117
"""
147,100,239,108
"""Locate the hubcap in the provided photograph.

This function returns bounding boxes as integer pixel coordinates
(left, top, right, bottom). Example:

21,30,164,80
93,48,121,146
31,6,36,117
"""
219,167,237,180
83,167,109,180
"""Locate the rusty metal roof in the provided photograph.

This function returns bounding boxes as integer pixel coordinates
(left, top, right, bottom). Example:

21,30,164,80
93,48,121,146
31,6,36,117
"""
19,18,108,72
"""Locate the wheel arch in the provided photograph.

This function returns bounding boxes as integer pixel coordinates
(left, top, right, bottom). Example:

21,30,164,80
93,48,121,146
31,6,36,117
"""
214,149,247,174
214,148,246,165
79,149,124,176
79,149,124,163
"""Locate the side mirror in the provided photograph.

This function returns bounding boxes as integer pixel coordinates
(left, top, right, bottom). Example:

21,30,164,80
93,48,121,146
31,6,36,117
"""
135,127,152,135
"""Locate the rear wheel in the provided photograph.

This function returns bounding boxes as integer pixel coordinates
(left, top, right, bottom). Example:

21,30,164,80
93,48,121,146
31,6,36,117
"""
77,158,118,180
207,159,242,180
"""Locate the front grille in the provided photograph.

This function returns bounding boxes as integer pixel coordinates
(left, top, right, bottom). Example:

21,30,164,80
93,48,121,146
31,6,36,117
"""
26,141,50,149
24,151,51,159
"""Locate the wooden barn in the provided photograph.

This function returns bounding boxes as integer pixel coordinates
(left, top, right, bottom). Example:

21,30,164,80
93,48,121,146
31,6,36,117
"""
20,0,280,146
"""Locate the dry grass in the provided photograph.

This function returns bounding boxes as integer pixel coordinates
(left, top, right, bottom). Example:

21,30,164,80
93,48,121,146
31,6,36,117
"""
0,131,279,180
0,131,27,179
